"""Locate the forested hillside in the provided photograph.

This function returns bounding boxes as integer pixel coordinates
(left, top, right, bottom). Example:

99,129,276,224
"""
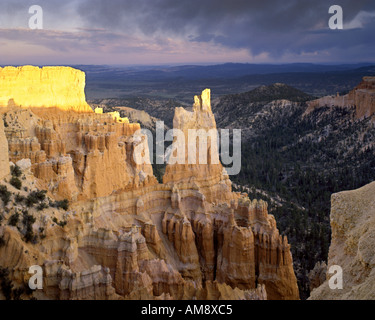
214,86,375,298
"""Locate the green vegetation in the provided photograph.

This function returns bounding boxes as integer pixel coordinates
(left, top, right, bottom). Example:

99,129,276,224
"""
10,176,22,190
26,190,47,207
0,185,11,206
10,165,22,178
0,267,30,300
36,202,49,211
0,267,13,300
39,227,46,240
22,210,36,243
231,106,375,299
8,213,19,226
9,165,23,189
50,199,69,211
52,217,67,228
0,183,69,246
6,208,40,243
3,114,9,128
15,193,26,204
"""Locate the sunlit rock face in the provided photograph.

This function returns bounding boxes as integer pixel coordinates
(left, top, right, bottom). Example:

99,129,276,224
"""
0,69,299,301
0,66,92,113
2,108,152,201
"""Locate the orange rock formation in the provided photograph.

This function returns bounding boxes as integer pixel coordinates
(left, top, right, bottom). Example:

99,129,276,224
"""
0,67,299,300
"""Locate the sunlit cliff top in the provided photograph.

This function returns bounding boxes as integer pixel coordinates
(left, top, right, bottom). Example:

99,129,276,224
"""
0,65,93,113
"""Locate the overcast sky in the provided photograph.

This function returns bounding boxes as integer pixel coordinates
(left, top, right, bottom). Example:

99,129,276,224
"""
1,0,374,65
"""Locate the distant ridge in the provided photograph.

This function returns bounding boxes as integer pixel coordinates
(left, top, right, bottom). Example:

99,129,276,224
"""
220,83,314,103
70,63,375,100
71,63,375,80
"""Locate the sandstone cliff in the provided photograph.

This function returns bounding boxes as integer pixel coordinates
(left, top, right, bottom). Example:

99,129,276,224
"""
1,108,153,201
349,77,375,118
305,76,375,119
0,68,299,300
309,181,375,299
0,66,92,113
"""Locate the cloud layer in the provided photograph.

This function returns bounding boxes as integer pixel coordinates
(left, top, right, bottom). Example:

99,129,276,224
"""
0,0,374,64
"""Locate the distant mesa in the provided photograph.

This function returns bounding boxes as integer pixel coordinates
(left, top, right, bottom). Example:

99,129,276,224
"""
306,76,375,119
0,65,93,113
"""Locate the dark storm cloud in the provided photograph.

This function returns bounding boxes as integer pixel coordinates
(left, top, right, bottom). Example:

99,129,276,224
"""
77,0,371,32
1,0,374,63
76,0,375,61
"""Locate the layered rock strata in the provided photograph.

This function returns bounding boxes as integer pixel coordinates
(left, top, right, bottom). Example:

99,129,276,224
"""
0,68,299,300
2,108,153,201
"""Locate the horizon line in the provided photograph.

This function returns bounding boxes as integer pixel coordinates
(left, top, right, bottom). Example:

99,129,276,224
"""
1,62,375,68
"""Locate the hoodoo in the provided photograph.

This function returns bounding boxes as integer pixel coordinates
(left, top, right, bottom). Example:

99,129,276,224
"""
0,67,299,300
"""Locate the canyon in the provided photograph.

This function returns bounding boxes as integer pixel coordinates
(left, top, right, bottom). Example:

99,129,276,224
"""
0,66,299,300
